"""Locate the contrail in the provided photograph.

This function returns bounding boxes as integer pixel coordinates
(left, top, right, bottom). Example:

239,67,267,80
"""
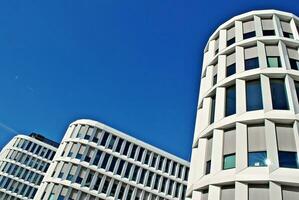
0,122,18,134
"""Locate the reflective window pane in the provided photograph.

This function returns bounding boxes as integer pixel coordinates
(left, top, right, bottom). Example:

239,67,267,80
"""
270,79,289,110
245,57,259,70
278,151,299,168
246,79,263,111
225,85,236,116
267,56,281,68
248,151,267,167
289,58,299,70
223,154,236,170
226,64,236,77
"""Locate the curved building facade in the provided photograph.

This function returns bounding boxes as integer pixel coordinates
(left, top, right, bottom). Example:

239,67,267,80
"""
0,134,58,200
188,10,299,200
34,119,189,200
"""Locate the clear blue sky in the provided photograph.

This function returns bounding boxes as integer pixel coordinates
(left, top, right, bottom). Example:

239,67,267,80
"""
0,1,298,160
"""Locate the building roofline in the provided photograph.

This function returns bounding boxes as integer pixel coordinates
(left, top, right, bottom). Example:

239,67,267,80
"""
70,119,190,166
13,134,58,150
204,9,299,51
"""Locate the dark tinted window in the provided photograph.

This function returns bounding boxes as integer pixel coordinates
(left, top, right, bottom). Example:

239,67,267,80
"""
246,79,263,111
243,31,256,39
227,38,235,47
226,63,236,77
263,29,275,36
278,151,298,168
289,58,299,70
245,57,259,70
225,85,236,116
270,79,289,110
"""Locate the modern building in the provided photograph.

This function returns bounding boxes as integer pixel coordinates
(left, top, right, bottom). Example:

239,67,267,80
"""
187,10,299,200
0,133,59,200
34,119,190,200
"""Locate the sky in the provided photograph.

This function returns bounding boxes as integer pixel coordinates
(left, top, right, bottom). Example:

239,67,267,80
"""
0,1,298,161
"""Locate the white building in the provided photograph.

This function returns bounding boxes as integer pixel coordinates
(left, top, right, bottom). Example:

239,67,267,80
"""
34,119,190,200
187,10,299,200
0,133,58,200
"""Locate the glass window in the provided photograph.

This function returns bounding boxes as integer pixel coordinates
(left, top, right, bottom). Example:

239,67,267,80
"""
289,58,299,70
270,79,289,110
210,95,216,124
101,153,110,170
245,57,259,70
226,26,235,47
92,150,102,166
278,151,298,168
107,135,116,149
223,128,236,169
243,31,255,39
227,38,235,47
243,20,255,40
100,132,109,146
115,138,124,153
223,154,236,170
248,125,267,167
213,74,217,86
225,85,236,116
295,81,299,102
288,47,299,70
246,79,263,111
263,29,275,36
267,56,281,68
248,151,267,167
276,124,298,168
122,142,131,156
206,137,213,175
116,160,125,175
226,63,236,77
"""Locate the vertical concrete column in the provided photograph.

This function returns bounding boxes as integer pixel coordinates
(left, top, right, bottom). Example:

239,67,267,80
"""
254,15,263,37
281,41,291,69
290,18,299,40
217,55,227,82
236,79,246,115
211,129,224,174
236,46,245,73
201,98,212,130
214,87,225,121
219,29,227,51
270,182,282,200
278,41,289,69
236,123,248,172
261,74,273,111
208,185,221,200
209,40,216,59
273,15,284,37
206,65,215,91
235,21,243,42
257,41,267,69
285,75,298,113
265,119,279,172
192,191,203,200
235,182,248,200
193,109,202,144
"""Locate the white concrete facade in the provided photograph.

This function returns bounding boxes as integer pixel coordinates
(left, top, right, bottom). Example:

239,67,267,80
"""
188,10,299,200
34,119,190,200
0,134,58,200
